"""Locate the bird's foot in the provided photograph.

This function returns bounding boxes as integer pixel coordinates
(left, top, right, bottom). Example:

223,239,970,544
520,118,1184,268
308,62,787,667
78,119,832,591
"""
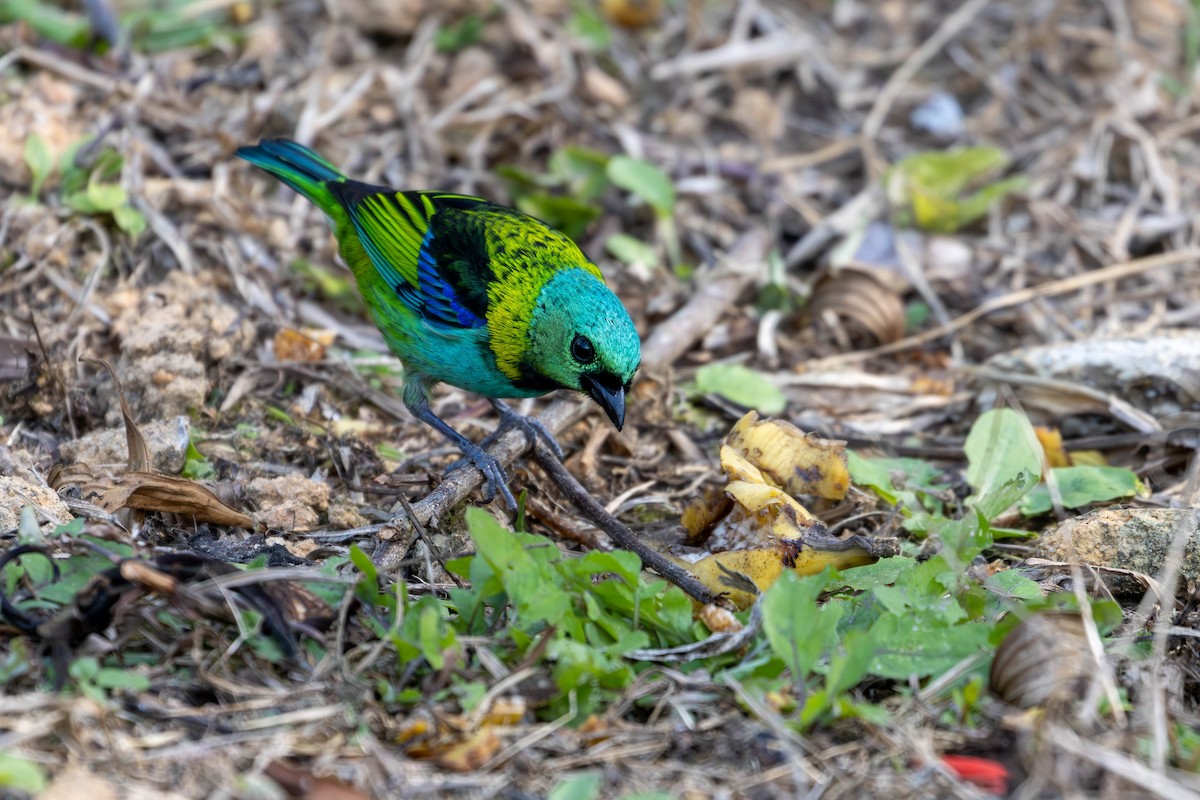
492,400,565,461
447,401,564,474
448,440,517,510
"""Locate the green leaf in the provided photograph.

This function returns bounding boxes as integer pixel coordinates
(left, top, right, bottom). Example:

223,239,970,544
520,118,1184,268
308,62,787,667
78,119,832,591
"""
69,656,100,682
513,194,600,241
887,147,1028,233
955,177,1028,229
607,155,675,217
964,409,1040,519
465,508,570,627
0,0,90,48
549,146,611,202
762,571,834,678
866,614,991,679
984,569,1043,600
181,440,216,480
434,14,484,53
829,557,916,592
694,363,786,415
17,505,43,545
94,668,151,692
85,180,127,212
566,5,611,50
826,628,874,696
605,233,659,269
113,205,147,237
58,137,92,193
0,752,49,793
418,603,446,670
64,189,101,214
349,544,378,586
549,771,602,800
1018,465,1145,515
23,134,53,199
848,452,949,515
50,517,85,539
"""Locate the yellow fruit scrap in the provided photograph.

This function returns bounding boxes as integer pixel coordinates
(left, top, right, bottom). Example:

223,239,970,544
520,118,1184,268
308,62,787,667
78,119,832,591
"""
1034,426,1069,468
599,0,663,28
724,480,816,529
680,486,731,541
719,444,769,485
675,412,892,609
1034,425,1108,469
725,411,851,500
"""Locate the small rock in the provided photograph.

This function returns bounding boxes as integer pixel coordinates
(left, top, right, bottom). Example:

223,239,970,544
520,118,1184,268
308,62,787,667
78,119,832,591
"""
583,67,630,108
59,416,191,474
0,475,73,533
910,91,965,141
328,499,369,530
246,473,330,532
730,87,784,143
107,272,255,421
924,235,974,288
1036,507,1200,583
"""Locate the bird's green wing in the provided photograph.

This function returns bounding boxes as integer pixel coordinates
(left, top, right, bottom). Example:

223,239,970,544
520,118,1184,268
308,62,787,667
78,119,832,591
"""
329,183,493,329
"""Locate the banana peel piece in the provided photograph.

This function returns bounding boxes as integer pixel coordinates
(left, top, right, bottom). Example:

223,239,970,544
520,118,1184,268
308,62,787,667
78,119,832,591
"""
687,527,883,609
724,411,850,500
679,412,895,609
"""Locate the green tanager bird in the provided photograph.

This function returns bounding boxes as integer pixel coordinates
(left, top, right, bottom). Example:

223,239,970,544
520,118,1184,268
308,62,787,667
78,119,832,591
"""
236,139,641,508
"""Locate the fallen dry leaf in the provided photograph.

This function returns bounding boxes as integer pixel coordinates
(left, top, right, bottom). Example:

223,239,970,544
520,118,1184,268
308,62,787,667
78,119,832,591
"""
95,471,255,528
273,327,336,363
264,760,370,800
429,728,503,772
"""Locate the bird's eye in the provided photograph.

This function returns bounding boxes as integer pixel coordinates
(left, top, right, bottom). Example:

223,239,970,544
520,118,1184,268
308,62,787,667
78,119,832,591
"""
571,334,596,364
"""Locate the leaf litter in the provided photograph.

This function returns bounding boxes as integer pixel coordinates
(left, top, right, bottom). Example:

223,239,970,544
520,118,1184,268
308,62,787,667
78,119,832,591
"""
2,0,1200,797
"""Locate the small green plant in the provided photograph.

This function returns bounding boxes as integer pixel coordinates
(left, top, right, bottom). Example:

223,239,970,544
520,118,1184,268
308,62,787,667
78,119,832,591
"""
565,0,612,50
435,14,485,53
606,155,680,266
0,751,48,794
0,0,243,54
886,147,1028,233
181,438,216,480
691,363,786,415
68,656,151,703
498,146,677,269
22,134,147,237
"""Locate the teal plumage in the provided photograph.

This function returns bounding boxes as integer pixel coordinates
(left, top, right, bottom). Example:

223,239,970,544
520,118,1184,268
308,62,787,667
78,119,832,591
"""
236,139,641,507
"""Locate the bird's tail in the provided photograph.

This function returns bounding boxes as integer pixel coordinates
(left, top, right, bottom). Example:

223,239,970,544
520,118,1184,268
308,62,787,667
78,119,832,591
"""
235,139,346,217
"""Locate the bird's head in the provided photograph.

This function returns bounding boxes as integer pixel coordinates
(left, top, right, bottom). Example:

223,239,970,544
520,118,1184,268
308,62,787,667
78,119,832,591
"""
525,269,641,430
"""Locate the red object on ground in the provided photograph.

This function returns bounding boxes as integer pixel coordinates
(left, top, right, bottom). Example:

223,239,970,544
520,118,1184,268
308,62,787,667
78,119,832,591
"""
941,754,1010,796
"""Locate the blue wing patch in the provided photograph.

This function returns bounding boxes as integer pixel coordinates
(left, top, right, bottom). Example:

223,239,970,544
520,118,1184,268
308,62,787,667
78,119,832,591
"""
395,230,486,329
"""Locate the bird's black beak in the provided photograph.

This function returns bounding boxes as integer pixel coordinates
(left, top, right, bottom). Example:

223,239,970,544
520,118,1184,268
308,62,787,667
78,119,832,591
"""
580,373,626,430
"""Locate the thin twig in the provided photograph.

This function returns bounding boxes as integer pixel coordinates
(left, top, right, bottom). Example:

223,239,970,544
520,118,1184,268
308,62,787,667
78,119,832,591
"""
532,441,721,606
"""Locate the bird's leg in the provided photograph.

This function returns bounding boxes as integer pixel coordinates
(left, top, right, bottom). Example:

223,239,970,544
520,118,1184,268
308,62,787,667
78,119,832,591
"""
446,399,565,476
414,405,517,510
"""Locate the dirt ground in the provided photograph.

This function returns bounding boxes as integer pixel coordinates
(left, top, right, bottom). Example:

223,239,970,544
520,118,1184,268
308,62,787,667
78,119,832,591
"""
3,0,1200,798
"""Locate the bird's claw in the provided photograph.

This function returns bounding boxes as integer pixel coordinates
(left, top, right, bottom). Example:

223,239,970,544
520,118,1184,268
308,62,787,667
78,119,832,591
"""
446,403,564,475
450,446,517,510
489,400,564,460
498,408,564,461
